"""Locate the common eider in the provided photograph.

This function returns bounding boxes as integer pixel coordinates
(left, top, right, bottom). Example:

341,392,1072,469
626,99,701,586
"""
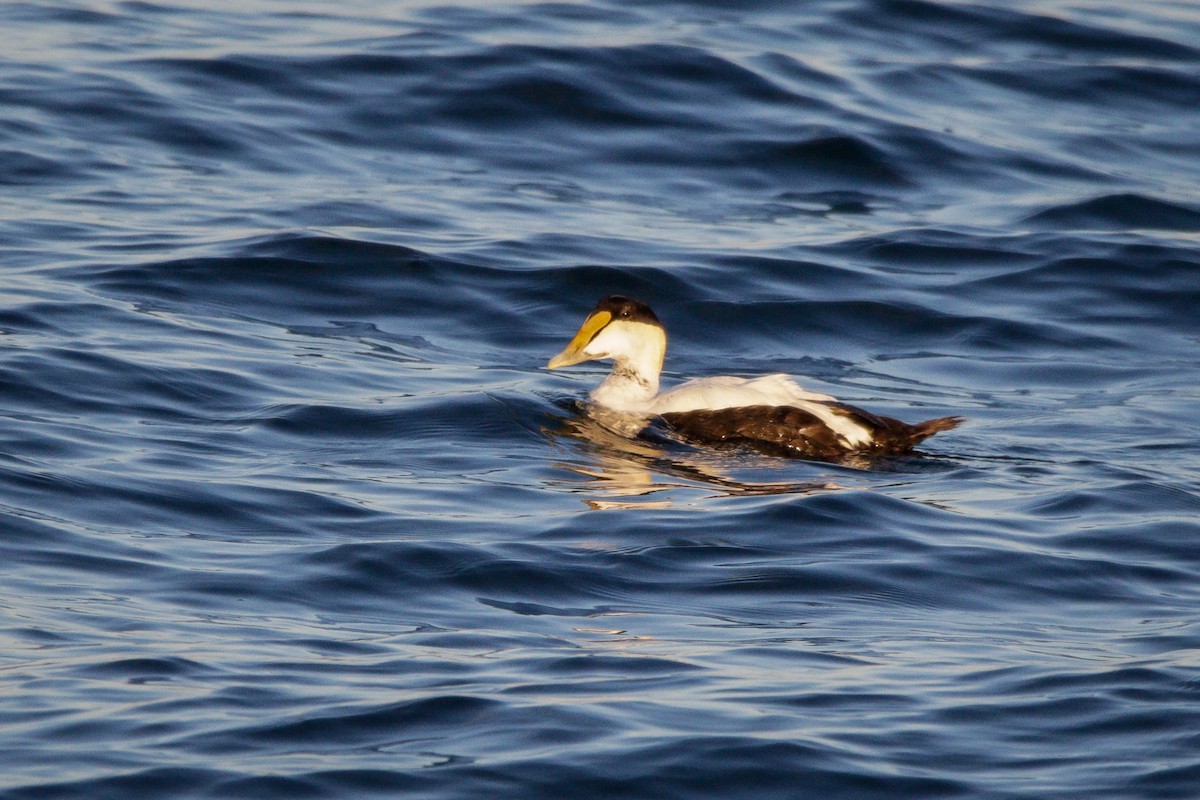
547,295,962,460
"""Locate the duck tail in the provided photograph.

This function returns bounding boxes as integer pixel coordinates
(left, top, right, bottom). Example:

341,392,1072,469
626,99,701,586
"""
908,415,963,445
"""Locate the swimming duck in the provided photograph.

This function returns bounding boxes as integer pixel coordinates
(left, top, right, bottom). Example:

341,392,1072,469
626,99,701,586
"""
547,295,961,459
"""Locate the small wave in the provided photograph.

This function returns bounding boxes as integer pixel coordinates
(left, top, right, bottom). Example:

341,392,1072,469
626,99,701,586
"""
732,134,909,187
845,0,1198,60
0,149,71,185
1025,193,1200,232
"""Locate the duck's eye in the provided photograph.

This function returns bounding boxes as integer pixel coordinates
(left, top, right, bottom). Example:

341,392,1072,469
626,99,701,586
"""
620,309,630,318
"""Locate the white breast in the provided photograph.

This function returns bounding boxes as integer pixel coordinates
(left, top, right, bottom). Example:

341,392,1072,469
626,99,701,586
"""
649,374,873,447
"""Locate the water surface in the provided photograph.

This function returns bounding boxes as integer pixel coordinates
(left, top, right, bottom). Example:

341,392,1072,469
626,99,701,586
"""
2,1,1199,798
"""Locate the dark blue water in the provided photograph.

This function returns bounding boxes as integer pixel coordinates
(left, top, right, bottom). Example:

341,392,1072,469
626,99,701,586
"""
3,1,1199,797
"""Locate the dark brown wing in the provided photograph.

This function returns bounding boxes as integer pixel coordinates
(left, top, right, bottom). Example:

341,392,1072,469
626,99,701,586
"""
659,403,963,459
659,405,848,459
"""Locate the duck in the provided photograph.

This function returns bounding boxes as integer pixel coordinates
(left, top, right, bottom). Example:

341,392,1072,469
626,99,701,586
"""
547,295,961,460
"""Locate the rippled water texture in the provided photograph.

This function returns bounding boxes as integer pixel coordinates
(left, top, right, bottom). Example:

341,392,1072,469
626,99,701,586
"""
2,1,1199,798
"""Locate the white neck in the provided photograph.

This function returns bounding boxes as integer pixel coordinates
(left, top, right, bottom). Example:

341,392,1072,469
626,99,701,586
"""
586,323,665,412
590,361,660,411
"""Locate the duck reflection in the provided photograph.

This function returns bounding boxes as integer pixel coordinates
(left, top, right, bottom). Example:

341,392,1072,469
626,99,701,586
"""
543,401,850,507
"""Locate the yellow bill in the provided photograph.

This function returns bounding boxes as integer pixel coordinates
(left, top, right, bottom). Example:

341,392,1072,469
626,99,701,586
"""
547,310,611,369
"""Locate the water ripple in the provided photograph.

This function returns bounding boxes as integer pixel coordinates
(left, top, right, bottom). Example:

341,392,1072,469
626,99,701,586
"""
2,1,1200,798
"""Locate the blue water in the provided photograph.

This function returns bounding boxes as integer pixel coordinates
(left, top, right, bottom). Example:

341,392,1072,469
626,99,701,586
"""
2,1,1199,797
